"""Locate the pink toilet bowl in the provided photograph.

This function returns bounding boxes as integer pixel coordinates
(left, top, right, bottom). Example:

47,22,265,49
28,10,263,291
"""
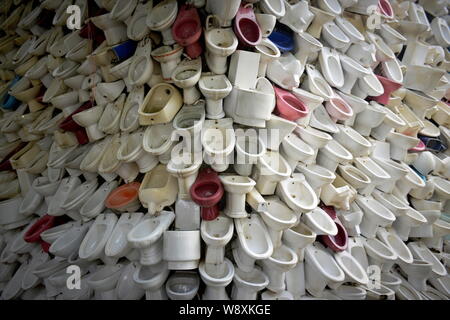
233,4,262,48
274,86,309,122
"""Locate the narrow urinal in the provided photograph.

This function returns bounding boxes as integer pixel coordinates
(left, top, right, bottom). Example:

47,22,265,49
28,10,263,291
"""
78,213,118,262
233,214,274,272
139,164,178,215
104,212,143,261
127,211,175,266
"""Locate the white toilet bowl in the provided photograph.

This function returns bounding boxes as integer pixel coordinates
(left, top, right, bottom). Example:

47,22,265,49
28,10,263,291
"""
276,173,318,214
231,266,269,300
355,196,396,239
199,258,234,300
133,261,170,300
201,215,234,264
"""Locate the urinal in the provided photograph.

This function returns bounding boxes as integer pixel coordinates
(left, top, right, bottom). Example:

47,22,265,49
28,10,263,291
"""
150,45,184,82
138,164,177,215
163,230,201,270
333,124,372,158
172,4,202,59
80,180,119,221
219,175,255,219
146,0,178,45
392,208,427,241
267,52,303,90
231,266,268,300
301,64,334,101
255,38,281,77
133,261,170,300
252,150,291,195
78,213,118,262
233,214,273,272
273,87,309,124
190,167,224,221
128,36,153,87
138,83,183,125
279,133,315,171
202,118,235,172
201,215,234,264
88,264,124,300
355,196,396,239
233,4,262,48
204,15,238,75
127,211,175,266
120,86,148,135
293,31,323,67
49,221,91,259
198,74,232,120
408,242,447,280
171,58,202,105
304,242,345,297
165,271,200,300
199,258,234,300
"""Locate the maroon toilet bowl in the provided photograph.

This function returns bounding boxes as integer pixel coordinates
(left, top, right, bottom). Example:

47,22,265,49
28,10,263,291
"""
370,75,402,105
59,101,92,145
24,215,66,252
274,85,309,121
319,205,348,252
190,167,224,221
233,4,262,48
172,4,203,59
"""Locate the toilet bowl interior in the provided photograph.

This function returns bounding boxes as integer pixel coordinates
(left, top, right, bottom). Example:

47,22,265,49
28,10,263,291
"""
203,216,232,240
238,219,270,255
206,28,237,52
237,18,260,43
308,246,342,279
143,86,173,114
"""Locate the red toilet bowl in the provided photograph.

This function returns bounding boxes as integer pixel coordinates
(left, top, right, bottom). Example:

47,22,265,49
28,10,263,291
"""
0,142,27,171
378,0,394,19
409,140,426,152
274,86,309,121
233,4,262,48
172,4,203,59
24,214,66,252
371,75,402,105
319,205,348,252
105,182,140,210
190,167,224,221
59,101,92,145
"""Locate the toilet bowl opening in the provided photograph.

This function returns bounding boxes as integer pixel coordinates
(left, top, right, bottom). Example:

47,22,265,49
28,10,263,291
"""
174,21,199,39
175,69,198,81
283,96,307,112
144,87,172,113
239,18,260,43
256,43,277,56
209,29,234,49
329,224,346,247
193,183,220,199
378,0,393,18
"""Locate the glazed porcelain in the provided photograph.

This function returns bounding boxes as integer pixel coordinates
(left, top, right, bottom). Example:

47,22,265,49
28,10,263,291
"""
146,0,178,45
133,261,170,300
202,118,235,172
199,258,234,300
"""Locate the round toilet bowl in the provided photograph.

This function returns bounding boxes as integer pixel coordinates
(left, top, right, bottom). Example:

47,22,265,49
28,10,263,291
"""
302,208,338,236
233,4,262,47
105,182,141,213
334,250,369,285
165,271,200,300
274,86,308,122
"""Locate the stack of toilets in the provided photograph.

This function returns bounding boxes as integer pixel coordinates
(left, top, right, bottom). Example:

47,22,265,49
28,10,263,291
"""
0,0,450,301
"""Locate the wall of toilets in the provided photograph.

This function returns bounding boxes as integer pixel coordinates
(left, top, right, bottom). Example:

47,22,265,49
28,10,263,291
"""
0,0,449,300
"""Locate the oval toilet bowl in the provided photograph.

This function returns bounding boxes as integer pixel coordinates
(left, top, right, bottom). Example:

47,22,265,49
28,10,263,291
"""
304,242,345,297
190,167,224,221
120,87,143,133
105,182,141,213
295,125,332,151
127,211,175,266
104,212,143,261
301,64,334,100
114,261,144,300
372,190,409,217
296,162,336,192
201,214,234,264
133,261,170,300
354,156,391,195
333,124,372,158
128,37,153,87
376,228,413,268
259,245,298,292
146,0,178,45
276,174,318,214
259,195,298,248
165,271,200,300
252,150,291,195
47,176,82,217
204,15,238,74
283,222,317,261
232,266,269,300
352,72,385,99
220,175,256,219
407,242,447,280
40,221,77,244
202,118,236,172
337,164,371,194
353,101,387,137
363,237,397,270
274,86,309,122
172,101,206,152
198,74,232,119
321,22,350,51
199,258,234,300
399,259,433,292
78,213,118,261
380,272,402,293
139,82,183,126
139,164,178,215
233,4,262,48
80,180,119,221
171,58,202,104
255,38,281,77
332,284,367,300
143,122,175,162
319,206,348,252
233,214,274,272
260,114,296,151
172,5,202,59
117,130,158,173
260,0,286,18
392,208,427,241
302,207,338,236
88,264,124,300
280,133,315,170
355,196,396,238
150,44,183,81
319,47,344,88
62,179,98,212
381,58,404,83
333,250,369,285
339,54,370,94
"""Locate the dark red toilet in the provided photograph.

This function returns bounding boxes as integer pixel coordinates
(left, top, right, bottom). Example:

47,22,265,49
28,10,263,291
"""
190,167,224,221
